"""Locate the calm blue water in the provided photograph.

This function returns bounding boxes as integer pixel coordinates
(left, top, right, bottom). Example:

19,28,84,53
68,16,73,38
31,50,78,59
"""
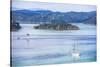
11,23,96,67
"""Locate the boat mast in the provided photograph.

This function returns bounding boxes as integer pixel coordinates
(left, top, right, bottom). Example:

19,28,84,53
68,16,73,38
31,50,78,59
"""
72,40,80,62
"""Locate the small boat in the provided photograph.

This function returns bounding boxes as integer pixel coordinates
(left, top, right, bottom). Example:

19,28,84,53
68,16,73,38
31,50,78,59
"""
72,51,80,59
72,42,80,60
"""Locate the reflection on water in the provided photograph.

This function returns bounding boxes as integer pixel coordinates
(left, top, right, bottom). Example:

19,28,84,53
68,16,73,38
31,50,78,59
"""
11,24,96,67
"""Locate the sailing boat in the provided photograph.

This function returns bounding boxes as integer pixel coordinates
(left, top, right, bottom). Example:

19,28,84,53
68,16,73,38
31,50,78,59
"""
72,41,80,61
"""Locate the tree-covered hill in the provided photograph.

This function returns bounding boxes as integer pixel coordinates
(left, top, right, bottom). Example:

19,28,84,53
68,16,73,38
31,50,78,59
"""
11,10,96,25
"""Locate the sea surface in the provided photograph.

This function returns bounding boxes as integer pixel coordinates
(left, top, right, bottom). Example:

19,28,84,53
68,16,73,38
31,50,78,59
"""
11,23,96,67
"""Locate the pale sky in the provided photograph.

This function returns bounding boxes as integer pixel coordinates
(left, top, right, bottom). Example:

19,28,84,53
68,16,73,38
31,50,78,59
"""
12,0,96,12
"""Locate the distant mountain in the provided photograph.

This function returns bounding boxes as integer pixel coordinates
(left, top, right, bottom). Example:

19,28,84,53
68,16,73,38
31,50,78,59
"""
12,7,45,11
82,16,96,25
11,7,23,11
11,10,96,25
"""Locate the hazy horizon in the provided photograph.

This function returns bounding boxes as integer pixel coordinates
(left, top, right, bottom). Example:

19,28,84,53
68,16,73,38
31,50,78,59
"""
12,1,96,12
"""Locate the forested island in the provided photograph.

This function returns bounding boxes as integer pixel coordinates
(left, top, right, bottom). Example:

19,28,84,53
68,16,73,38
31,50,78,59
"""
34,24,79,30
10,22,21,31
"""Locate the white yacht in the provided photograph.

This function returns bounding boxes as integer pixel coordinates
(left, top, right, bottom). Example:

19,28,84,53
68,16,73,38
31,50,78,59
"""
72,42,80,60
